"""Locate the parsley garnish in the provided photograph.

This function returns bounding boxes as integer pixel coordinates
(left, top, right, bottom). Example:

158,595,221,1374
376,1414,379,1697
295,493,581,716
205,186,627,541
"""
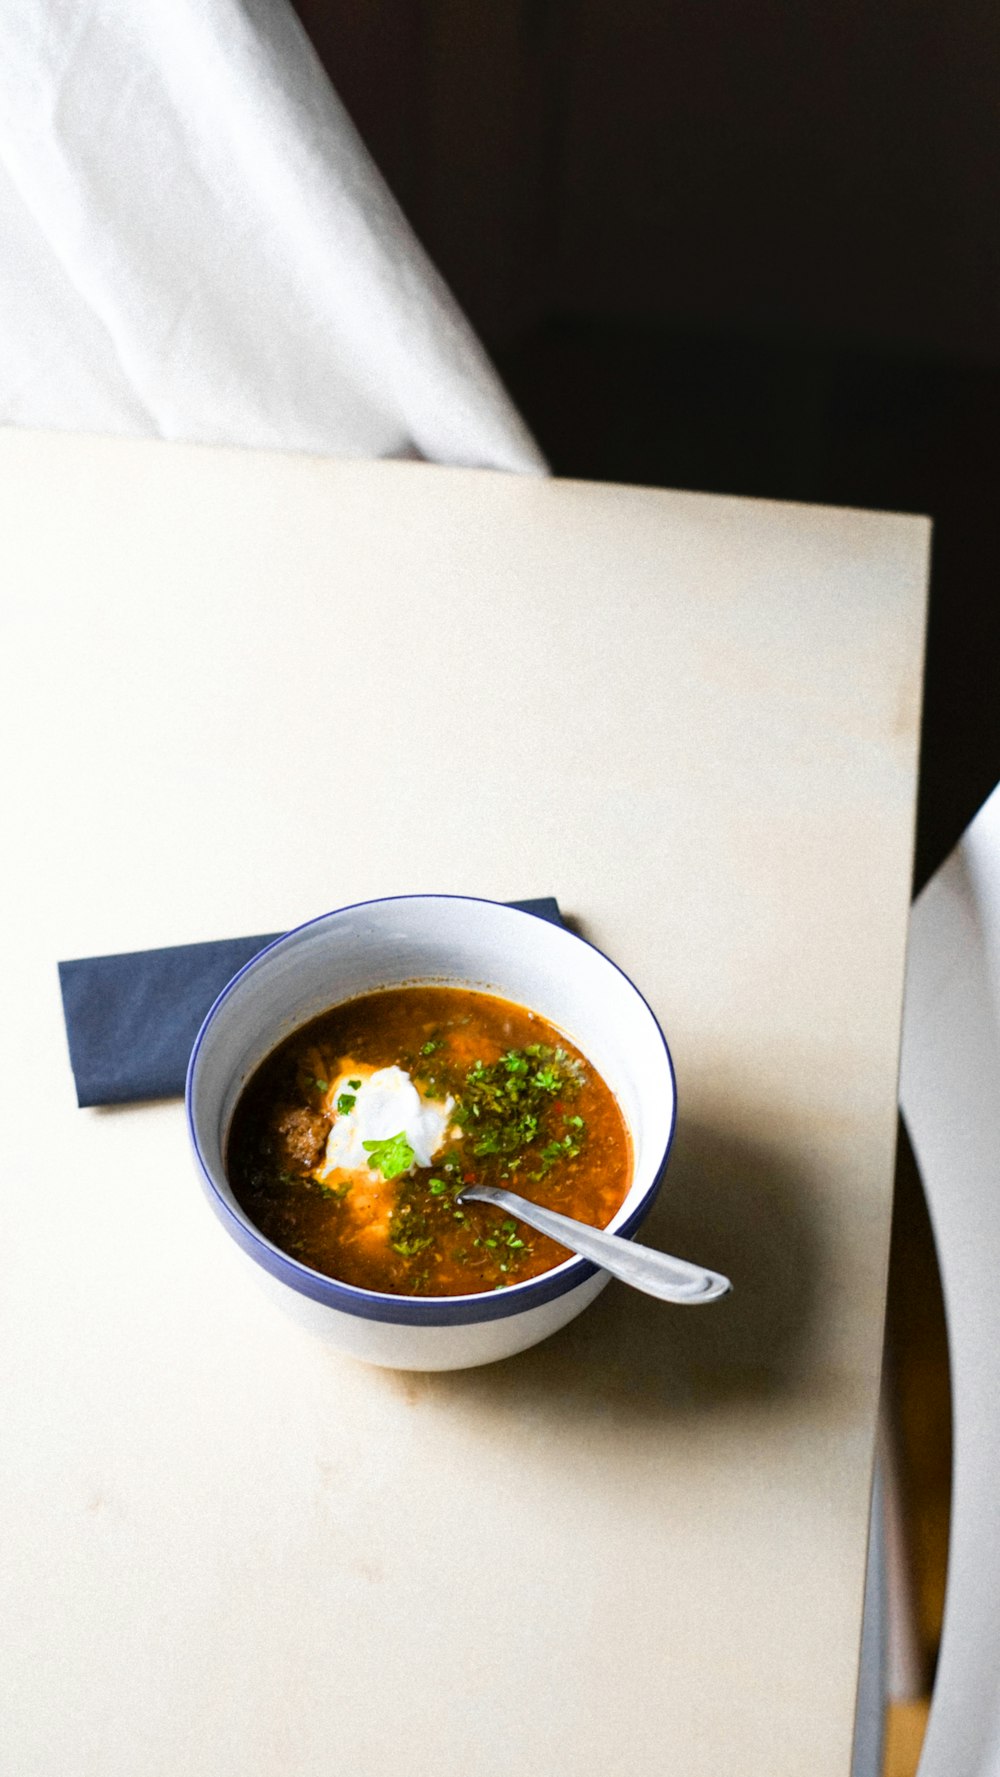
450,1044,585,1169
336,1092,356,1114
390,1233,433,1257
314,1178,350,1200
388,1196,433,1257
530,1132,582,1179
363,1131,415,1180
501,1217,525,1249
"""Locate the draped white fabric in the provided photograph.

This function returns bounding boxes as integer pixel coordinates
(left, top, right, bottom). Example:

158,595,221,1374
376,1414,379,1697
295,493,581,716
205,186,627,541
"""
0,0,545,471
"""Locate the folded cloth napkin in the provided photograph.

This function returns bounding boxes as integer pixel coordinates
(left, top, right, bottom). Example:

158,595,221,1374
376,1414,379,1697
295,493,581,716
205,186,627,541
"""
59,898,563,1108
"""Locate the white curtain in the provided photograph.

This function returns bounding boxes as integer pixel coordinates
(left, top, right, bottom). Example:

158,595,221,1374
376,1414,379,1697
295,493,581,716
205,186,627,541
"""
0,0,546,472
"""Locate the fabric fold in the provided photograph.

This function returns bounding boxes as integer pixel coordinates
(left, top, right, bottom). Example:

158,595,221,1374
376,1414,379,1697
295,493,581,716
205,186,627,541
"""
0,0,546,471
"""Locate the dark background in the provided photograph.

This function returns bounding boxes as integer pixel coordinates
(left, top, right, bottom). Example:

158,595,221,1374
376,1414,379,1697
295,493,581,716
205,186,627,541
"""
291,0,1000,890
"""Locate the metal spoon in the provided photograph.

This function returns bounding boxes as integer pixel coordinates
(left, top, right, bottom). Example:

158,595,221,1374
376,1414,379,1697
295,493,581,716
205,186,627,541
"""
458,1183,732,1304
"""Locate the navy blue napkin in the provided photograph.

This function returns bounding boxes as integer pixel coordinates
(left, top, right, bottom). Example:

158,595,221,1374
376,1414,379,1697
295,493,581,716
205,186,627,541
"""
59,897,563,1108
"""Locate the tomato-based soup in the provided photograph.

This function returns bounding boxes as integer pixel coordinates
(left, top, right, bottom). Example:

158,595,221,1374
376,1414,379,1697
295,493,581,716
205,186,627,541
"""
226,986,632,1296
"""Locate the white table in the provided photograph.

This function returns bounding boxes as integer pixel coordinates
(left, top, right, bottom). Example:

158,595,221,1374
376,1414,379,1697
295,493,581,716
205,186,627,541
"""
0,427,929,1776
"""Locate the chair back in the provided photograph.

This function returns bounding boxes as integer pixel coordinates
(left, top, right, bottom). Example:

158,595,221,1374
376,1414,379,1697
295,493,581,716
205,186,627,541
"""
900,783,1000,1777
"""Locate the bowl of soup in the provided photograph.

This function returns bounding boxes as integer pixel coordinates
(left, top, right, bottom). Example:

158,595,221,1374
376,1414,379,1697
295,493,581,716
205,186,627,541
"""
186,895,676,1369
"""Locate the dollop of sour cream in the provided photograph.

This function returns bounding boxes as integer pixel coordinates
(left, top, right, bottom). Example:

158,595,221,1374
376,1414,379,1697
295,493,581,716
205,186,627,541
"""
318,1065,454,1180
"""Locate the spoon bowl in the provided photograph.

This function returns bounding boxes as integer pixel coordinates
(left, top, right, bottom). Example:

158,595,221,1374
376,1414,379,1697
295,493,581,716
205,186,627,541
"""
460,1183,732,1304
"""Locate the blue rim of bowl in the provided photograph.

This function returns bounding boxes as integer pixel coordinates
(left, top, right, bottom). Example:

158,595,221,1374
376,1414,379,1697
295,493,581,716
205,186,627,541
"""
186,894,677,1326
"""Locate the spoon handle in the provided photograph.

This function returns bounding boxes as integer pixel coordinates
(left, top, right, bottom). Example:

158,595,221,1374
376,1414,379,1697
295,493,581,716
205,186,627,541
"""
459,1184,731,1305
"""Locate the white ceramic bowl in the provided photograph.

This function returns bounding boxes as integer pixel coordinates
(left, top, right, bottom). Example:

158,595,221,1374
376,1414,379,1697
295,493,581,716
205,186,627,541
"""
186,895,676,1370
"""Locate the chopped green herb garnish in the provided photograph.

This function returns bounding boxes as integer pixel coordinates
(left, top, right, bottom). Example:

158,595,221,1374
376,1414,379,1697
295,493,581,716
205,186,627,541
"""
533,1068,561,1093
390,1233,433,1257
348,1079,362,1091
336,1092,356,1114
313,1077,328,1092
499,1217,525,1251
451,1044,584,1172
530,1131,582,1180
429,1177,447,1194
420,1038,442,1055
363,1131,415,1180
313,1178,350,1200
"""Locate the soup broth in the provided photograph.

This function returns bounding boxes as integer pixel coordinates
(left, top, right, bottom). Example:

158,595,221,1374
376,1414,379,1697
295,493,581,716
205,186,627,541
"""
226,986,632,1296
